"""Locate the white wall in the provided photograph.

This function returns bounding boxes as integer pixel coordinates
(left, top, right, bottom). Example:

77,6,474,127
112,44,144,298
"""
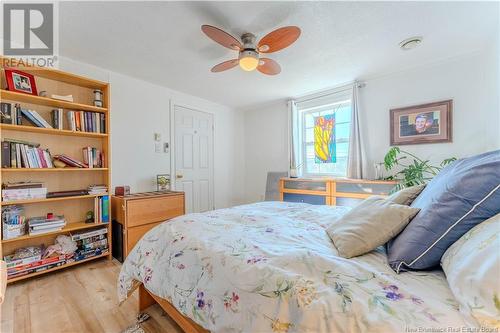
59,57,245,209
244,102,289,203
242,49,500,203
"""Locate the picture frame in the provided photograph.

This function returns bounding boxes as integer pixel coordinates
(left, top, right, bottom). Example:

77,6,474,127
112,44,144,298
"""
4,69,38,96
156,174,171,191
390,100,452,145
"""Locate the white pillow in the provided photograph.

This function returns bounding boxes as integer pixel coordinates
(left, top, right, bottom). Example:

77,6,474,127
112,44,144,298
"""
441,213,500,328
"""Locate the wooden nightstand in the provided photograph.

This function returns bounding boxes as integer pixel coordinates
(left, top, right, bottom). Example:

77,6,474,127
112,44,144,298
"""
111,191,185,261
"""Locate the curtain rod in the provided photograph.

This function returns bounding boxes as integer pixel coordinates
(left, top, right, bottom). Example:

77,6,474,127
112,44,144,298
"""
295,82,366,104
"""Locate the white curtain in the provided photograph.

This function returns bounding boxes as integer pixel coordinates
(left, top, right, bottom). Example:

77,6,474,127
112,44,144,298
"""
288,100,301,177
347,83,366,179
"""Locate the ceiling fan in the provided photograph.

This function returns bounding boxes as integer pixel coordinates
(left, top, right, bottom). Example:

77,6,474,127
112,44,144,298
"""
201,25,301,75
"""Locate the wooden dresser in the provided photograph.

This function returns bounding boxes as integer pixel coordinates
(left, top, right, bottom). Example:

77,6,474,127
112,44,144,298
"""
111,191,185,260
280,178,397,207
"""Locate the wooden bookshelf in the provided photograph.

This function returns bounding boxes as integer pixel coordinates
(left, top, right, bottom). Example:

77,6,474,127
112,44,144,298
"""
0,58,112,283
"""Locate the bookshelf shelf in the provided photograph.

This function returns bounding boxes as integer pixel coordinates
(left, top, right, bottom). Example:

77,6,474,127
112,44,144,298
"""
2,221,108,244
6,252,109,283
1,193,108,206
0,59,112,280
0,90,108,113
0,123,108,138
2,167,108,172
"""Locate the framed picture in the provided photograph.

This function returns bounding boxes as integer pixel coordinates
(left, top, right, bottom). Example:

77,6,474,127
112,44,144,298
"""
4,69,38,96
390,100,452,145
156,174,170,191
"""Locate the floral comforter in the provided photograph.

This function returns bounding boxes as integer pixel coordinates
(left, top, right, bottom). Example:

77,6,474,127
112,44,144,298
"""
118,202,471,333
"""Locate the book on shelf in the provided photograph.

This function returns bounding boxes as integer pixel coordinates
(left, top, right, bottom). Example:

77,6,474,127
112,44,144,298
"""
0,102,23,125
71,227,108,241
53,154,87,168
20,109,53,128
2,182,47,201
2,138,53,169
88,185,107,195
92,194,109,223
51,94,73,102
7,255,67,275
66,111,105,134
51,108,64,130
28,215,66,235
4,245,43,268
46,189,88,198
3,181,44,189
82,147,104,168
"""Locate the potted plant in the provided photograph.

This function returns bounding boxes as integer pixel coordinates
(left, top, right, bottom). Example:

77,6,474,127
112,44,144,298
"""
383,147,456,191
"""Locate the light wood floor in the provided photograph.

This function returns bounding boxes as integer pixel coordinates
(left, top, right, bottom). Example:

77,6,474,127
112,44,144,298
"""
1,258,183,333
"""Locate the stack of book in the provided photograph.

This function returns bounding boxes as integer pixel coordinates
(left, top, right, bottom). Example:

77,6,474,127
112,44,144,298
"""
2,182,47,202
1,139,54,169
82,147,104,168
51,108,64,130
27,215,66,235
1,205,26,240
0,102,21,125
20,108,53,128
66,111,106,134
93,195,110,223
53,154,86,168
88,185,107,195
4,246,70,280
72,228,108,261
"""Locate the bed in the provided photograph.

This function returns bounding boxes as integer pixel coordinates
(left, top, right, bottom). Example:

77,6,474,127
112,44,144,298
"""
118,201,474,333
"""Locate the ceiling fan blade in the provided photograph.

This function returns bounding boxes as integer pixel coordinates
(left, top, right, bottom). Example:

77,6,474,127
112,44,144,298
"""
202,25,242,51
258,26,301,53
257,58,281,75
211,59,239,73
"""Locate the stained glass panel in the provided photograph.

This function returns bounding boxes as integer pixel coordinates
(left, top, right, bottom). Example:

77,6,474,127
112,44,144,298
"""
314,114,336,163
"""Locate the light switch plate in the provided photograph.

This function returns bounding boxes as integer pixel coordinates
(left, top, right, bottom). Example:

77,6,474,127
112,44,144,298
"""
154,142,161,153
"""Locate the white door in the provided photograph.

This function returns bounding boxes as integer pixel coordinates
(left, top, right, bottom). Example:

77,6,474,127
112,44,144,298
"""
173,105,214,213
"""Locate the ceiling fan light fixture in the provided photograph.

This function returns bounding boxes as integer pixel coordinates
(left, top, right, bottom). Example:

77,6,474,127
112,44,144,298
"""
238,50,259,71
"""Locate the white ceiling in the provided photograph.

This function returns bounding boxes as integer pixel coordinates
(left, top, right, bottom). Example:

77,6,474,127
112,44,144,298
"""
59,1,499,110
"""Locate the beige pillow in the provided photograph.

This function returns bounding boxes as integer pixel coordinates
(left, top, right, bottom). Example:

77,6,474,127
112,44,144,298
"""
387,184,426,206
326,196,420,258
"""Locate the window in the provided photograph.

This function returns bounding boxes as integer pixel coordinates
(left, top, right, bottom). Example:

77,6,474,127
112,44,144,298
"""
296,91,352,177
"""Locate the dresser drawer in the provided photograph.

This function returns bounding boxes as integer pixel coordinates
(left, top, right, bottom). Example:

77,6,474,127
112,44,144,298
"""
126,222,162,255
283,193,326,205
127,196,184,227
283,180,327,191
335,182,396,196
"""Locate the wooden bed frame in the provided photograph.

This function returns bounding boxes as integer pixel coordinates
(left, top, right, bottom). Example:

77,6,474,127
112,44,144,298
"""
139,284,209,333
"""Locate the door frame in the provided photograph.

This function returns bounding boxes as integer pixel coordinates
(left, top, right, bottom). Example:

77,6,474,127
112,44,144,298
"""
170,100,216,211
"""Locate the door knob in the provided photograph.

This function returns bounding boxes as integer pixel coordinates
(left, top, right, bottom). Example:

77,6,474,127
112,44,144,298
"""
176,174,183,179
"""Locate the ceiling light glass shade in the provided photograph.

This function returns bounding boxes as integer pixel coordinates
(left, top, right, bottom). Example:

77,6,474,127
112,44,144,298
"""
239,51,259,71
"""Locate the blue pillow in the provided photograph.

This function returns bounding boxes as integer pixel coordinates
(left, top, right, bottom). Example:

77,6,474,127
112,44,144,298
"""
387,150,500,273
